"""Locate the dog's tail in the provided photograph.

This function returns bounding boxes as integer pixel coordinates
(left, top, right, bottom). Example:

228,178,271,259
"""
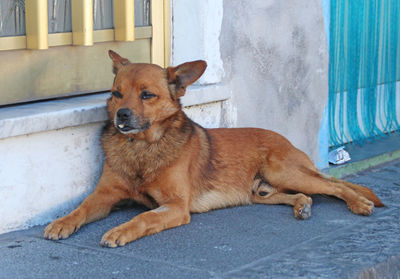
318,170,385,207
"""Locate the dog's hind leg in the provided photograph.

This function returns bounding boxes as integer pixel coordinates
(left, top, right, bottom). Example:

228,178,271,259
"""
319,173,384,207
262,165,375,216
251,181,313,220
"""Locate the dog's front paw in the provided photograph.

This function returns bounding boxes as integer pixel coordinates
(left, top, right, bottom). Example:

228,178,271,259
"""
294,195,313,220
44,217,80,240
100,225,136,248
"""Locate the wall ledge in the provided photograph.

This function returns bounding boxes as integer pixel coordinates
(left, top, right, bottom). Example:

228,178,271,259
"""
0,84,230,139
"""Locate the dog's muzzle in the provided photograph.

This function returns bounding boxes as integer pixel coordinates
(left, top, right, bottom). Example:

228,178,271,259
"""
115,108,150,134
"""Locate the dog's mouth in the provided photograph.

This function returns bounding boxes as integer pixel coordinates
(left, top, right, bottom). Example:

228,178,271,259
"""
115,122,150,134
113,108,151,134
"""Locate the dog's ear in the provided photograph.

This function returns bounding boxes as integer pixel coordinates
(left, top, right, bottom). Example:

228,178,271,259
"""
108,50,130,74
167,60,207,98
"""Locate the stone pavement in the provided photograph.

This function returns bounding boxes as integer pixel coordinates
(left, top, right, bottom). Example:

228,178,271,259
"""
1,159,399,279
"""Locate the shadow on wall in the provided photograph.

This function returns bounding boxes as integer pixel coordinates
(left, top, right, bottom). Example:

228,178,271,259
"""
25,193,149,235
219,0,329,164
24,192,92,231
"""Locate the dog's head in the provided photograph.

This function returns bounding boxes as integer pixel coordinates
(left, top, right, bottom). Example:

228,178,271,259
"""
107,50,207,136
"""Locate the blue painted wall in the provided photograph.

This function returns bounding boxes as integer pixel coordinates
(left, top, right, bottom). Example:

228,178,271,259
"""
317,0,330,169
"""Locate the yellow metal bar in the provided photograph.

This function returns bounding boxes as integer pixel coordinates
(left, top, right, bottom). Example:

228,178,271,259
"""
71,0,93,46
0,27,152,51
163,0,171,67
0,36,26,51
25,0,48,49
151,0,164,67
94,29,115,43
135,26,152,40
114,0,135,41
48,33,73,47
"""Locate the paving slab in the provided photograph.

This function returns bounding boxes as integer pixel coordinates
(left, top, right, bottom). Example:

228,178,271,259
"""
0,234,210,279
0,159,399,279
346,159,400,209
225,207,400,279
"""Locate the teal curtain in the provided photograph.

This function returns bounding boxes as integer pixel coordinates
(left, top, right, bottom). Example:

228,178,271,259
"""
329,0,400,147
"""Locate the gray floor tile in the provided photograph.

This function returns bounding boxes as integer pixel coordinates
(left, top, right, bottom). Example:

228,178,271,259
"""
0,235,211,279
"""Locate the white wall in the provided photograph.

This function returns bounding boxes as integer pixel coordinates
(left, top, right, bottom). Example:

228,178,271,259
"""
172,0,224,85
0,123,104,234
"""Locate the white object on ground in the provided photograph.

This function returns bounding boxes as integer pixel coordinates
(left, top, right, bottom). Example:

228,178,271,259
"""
328,146,351,165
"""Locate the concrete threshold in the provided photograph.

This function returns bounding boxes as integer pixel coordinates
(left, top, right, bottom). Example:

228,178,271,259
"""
324,133,400,178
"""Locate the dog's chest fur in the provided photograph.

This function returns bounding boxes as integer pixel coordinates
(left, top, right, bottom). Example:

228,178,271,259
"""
101,117,192,187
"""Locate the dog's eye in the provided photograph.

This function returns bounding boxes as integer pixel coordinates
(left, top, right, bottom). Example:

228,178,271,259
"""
140,91,156,100
112,91,123,99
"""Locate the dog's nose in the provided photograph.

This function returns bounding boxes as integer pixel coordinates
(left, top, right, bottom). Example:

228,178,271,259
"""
117,108,132,121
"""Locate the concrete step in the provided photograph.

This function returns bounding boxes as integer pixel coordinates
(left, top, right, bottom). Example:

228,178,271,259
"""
325,133,400,178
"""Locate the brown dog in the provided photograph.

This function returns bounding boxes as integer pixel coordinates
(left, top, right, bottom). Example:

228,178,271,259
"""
44,50,384,247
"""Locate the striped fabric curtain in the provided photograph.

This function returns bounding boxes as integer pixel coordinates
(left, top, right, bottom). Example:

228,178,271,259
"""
329,0,400,147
